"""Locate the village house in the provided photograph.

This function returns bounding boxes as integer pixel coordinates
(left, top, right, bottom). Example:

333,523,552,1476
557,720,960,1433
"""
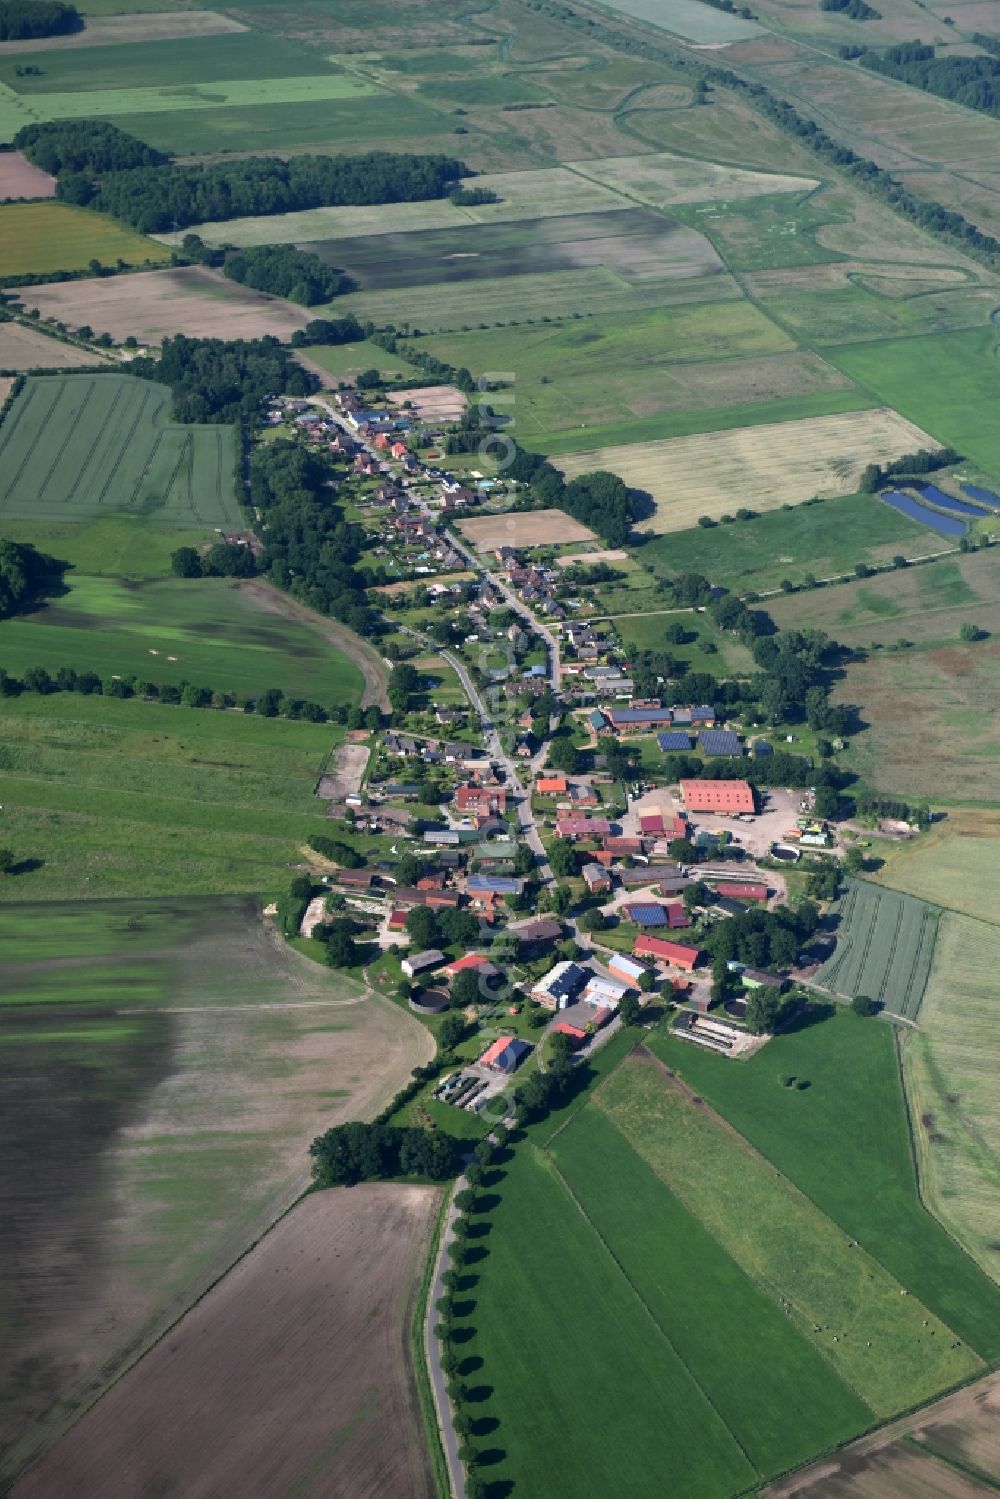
633,935,703,971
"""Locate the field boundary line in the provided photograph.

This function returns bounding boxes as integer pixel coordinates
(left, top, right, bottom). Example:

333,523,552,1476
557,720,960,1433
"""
903,1435,1000,1494
417,1185,459,1499
542,1144,761,1485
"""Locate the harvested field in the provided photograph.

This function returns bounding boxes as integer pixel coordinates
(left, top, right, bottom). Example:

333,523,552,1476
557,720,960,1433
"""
0,374,242,528
0,151,54,200
0,10,248,52
0,203,167,277
388,384,467,421
16,266,310,344
557,547,629,567
457,507,596,551
11,1185,438,1499
0,898,434,1485
0,322,110,369
576,151,816,208
560,408,940,528
905,913,1000,1285
816,878,938,1020
764,1368,1000,1497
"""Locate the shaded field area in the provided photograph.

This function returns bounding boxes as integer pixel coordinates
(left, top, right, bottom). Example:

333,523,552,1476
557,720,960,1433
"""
650,1013,1000,1360
640,491,931,594
815,878,938,1019
302,209,719,290
767,550,1000,647
905,913,1000,1289
827,327,1000,485
562,408,938,528
0,898,433,1486
0,574,364,703
14,266,310,344
833,635,1000,806
0,374,241,528
13,1185,438,1499
0,203,167,277
0,694,360,900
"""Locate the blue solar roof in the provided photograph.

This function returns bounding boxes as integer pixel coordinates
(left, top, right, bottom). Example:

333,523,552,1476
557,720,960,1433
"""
467,874,523,894
626,903,668,927
658,731,693,752
753,739,773,757
699,729,743,757
611,708,673,724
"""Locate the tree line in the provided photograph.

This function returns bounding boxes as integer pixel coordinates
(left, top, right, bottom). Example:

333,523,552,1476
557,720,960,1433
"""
0,661,337,721
0,0,78,39
15,122,469,233
860,446,960,493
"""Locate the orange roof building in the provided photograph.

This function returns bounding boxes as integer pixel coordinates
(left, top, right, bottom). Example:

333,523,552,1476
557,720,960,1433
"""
679,779,755,815
536,775,568,795
634,935,703,971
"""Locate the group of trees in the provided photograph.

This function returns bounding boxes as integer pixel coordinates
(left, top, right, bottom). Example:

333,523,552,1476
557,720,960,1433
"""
131,334,317,423
309,1119,461,1186
405,903,482,953
170,542,256,579
223,245,346,307
820,0,879,18
860,446,959,493
0,0,78,40
701,900,819,972
288,315,365,348
860,43,1000,120
249,438,378,639
16,126,470,233
0,539,59,619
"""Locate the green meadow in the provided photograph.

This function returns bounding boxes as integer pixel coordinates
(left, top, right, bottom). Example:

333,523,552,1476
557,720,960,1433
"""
827,326,1000,483
0,574,364,703
0,693,367,900
650,1012,1000,1358
640,491,931,595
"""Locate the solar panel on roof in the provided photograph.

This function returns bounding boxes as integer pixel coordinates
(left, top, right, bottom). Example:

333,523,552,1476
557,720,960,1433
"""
658,731,693,752
626,903,668,927
698,730,742,757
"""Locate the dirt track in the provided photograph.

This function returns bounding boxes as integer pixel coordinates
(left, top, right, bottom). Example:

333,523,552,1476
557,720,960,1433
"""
13,1186,440,1499
241,580,390,710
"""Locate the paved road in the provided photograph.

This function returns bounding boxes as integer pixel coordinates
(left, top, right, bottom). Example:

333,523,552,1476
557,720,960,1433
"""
425,1179,468,1499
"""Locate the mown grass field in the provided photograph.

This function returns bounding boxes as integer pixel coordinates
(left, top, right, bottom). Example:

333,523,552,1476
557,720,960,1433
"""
597,1052,981,1413
550,1108,872,1477
0,374,240,528
0,896,431,1485
449,1142,757,1499
904,913,1000,1287
815,878,938,1019
607,608,756,676
650,1013,1000,1358
0,202,167,276
0,693,366,900
827,327,1000,484
640,491,931,594
0,515,212,579
0,574,364,702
